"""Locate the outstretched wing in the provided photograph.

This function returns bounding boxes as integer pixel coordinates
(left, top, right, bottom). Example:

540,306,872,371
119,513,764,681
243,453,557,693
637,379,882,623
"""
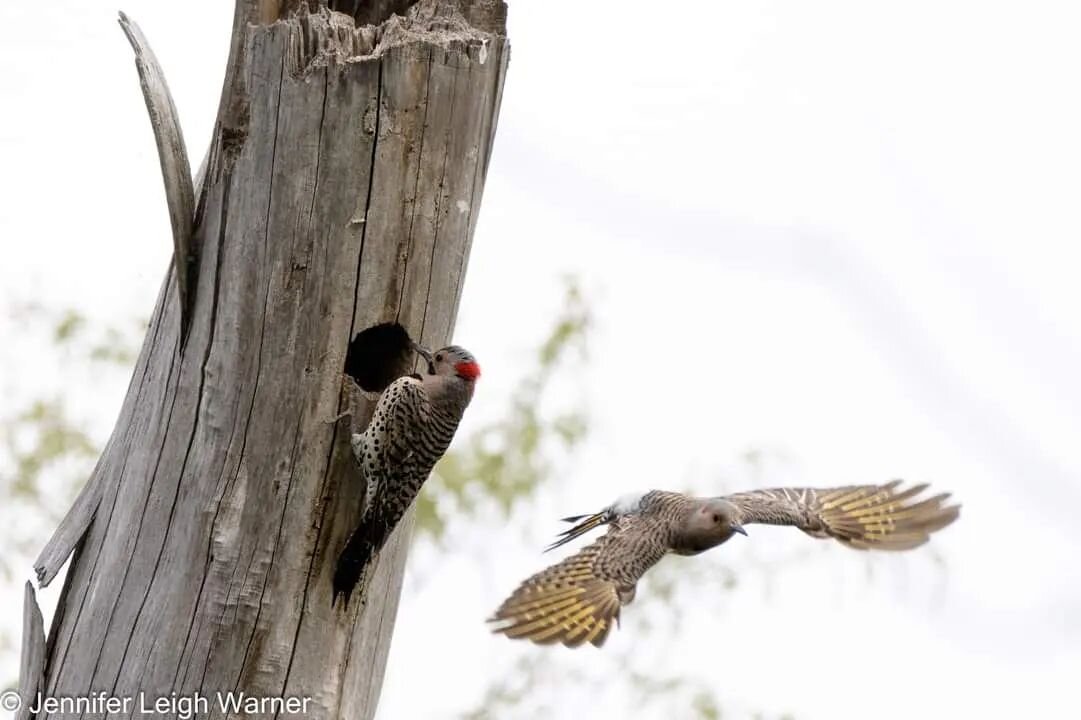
724,481,960,550
489,517,668,648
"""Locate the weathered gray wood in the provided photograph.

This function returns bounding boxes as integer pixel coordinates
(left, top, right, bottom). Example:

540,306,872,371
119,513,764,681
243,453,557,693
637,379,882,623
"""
119,12,197,341
33,269,177,588
31,465,100,589
16,583,45,720
28,2,508,718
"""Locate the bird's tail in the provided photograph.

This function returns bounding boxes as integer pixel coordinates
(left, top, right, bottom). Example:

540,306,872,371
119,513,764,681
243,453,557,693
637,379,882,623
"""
813,481,960,550
332,531,377,609
545,510,612,552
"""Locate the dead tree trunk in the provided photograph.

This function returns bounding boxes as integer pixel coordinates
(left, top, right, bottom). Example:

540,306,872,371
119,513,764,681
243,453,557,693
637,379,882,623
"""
19,1,508,717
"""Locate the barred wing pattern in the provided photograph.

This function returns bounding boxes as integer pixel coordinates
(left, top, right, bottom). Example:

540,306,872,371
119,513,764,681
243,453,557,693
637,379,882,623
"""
725,481,960,550
489,516,669,647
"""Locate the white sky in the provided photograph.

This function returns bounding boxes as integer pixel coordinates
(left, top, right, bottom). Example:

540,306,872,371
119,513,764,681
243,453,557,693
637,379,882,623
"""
3,0,1081,718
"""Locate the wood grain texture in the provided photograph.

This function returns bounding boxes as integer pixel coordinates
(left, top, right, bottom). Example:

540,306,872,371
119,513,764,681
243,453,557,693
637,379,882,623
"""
16,583,45,720
30,2,508,718
119,12,197,341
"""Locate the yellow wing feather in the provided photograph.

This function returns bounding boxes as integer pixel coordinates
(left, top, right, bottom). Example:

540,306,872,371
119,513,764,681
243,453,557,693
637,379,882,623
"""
812,482,959,549
728,481,960,550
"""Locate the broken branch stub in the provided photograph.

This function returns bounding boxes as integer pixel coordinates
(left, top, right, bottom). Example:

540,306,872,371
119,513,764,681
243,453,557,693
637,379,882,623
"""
16,582,45,720
118,12,197,343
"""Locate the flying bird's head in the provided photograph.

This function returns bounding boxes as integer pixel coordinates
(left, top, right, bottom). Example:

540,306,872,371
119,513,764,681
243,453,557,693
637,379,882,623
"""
673,498,747,555
415,344,481,382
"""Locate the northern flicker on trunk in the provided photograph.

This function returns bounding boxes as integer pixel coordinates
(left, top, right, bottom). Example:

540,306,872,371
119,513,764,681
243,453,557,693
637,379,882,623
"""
489,481,960,647
333,344,480,607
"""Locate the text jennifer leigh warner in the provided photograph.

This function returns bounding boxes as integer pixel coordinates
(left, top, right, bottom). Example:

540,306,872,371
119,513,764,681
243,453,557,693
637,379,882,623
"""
29,690,313,718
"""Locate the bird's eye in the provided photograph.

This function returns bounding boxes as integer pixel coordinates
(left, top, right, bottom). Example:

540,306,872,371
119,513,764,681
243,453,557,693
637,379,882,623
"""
712,513,722,523
435,354,444,362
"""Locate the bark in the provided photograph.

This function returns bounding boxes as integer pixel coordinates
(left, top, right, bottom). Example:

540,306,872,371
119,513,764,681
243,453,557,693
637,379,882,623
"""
23,1,508,717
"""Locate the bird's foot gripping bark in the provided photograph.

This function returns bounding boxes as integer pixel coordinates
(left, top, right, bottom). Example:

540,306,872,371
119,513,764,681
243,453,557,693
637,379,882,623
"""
327,410,351,424
328,374,380,425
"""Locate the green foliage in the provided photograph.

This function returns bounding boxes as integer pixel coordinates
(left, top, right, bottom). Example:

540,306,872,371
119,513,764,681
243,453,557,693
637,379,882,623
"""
13,302,144,365
89,326,139,366
2,399,97,502
0,310,138,510
53,309,86,344
693,691,724,720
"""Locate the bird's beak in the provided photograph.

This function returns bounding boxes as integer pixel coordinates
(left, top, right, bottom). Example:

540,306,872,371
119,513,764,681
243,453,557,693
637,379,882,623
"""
732,523,747,536
411,342,434,363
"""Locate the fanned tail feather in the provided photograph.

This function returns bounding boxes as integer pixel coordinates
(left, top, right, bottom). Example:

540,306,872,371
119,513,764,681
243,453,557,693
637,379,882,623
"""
545,511,611,553
333,532,377,609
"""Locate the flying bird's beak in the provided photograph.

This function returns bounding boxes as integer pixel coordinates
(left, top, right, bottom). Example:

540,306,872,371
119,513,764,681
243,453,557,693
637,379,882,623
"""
732,523,747,536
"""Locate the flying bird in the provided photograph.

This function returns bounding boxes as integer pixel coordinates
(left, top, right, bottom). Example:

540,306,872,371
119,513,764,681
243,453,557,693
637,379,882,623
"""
333,343,480,607
489,481,960,647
